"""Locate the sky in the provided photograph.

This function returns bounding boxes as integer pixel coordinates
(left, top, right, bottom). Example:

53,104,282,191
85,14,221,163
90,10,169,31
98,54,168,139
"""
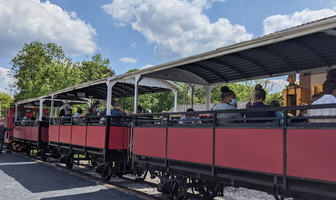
1,0,336,96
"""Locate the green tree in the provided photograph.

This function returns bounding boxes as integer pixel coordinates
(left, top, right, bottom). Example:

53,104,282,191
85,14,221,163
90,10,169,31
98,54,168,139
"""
11,41,115,101
126,68,140,73
28,63,82,98
0,93,13,117
10,41,70,100
77,54,114,82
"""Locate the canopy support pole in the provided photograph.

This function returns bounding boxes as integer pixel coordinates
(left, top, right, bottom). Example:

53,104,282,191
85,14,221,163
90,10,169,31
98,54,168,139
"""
172,89,178,112
106,80,117,115
14,104,18,121
133,75,142,114
39,98,45,121
50,95,55,118
204,86,215,110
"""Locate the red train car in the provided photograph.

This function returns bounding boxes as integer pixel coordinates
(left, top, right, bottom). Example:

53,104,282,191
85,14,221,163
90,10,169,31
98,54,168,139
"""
47,116,132,179
6,107,49,156
132,106,336,200
129,17,336,200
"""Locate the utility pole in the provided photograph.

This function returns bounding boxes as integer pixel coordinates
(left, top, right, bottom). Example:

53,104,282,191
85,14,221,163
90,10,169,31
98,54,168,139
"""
0,101,2,118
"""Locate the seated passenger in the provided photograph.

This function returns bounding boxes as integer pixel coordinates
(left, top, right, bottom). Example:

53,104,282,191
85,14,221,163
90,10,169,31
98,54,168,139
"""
61,109,73,124
179,108,202,124
269,100,284,124
137,105,144,113
74,108,82,117
245,84,276,123
111,104,129,125
308,79,336,122
86,104,98,117
21,115,31,126
212,86,242,123
59,109,65,118
111,104,129,117
85,104,99,123
99,108,107,116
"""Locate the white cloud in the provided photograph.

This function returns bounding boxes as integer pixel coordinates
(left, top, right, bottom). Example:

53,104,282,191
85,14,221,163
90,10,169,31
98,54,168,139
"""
268,79,288,94
0,0,97,57
103,0,252,61
120,57,137,64
263,8,336,35
0,67,16,95
141,64,153,69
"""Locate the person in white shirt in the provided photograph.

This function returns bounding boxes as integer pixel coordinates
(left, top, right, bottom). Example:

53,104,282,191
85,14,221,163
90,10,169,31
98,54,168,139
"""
308,79,336,123
212,86,242,124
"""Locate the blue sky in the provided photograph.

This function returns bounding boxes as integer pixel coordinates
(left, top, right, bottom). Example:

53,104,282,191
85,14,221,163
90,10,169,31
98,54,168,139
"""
1,0,336,95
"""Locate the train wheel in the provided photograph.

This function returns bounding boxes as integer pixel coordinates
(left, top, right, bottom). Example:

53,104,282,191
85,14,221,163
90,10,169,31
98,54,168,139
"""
170,177,187,200
199,183,219,200
26,146,31,156
41,151,48,161
65,156,73,169
101,164,112,181
91,158,98,169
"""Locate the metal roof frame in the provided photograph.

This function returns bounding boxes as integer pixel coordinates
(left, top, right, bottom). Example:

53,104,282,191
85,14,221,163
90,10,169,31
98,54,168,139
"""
116,16,336,86
16,75,180,106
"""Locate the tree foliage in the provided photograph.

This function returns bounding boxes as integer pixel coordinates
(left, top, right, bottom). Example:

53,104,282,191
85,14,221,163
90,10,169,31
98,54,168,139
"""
10,41,114,101
11,41,69,100
126,68,140,73
76,54,114,82
0,93,13,117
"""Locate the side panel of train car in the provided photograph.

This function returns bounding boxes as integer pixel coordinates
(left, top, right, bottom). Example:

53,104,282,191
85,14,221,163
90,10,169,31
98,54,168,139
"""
287,129,336,183
49,124,130,150
12,122,49,152
4,108,15,143
7,108,49,151
48,120,132,179
132,125,336,199
215,128,283,174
